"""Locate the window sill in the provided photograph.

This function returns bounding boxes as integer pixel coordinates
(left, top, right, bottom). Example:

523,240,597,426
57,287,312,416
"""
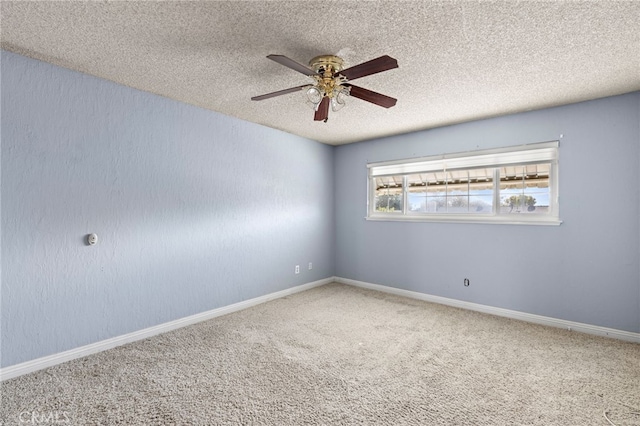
365,214,563,226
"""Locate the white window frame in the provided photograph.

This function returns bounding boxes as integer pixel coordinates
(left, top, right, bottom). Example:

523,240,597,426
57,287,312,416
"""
366,141,561,225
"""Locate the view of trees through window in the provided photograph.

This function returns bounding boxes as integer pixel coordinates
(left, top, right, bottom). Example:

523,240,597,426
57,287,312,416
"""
498,164,550,214
374,176,403,212
373,163,551,215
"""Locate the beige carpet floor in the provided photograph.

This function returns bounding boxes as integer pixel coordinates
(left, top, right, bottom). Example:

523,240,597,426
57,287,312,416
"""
1,283,639,425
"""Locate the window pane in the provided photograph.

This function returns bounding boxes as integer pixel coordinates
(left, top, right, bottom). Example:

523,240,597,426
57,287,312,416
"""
469,169,494,214
408,172,447,213
447,170,468,213
407,174,427,213
446,168,494,214
406,169,495,214
469,179,494,214
374,176,403,212
499,164,550,214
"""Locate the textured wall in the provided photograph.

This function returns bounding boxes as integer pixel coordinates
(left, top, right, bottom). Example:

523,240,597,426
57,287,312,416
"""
335,92,640,333
1,50,335,367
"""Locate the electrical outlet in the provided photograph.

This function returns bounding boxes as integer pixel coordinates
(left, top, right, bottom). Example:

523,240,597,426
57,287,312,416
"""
308,262,313,270
464,278,470,287
295,265,300,274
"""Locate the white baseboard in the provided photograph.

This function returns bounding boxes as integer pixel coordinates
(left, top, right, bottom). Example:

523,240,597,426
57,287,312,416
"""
4,276,636,381
335,277,640,344
0,277,333,381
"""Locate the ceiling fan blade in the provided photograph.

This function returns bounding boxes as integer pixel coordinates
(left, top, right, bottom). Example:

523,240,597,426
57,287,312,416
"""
347,85,397,108
267,54,319,76
251,85,310,101
314,97,330,122
338,55,398,81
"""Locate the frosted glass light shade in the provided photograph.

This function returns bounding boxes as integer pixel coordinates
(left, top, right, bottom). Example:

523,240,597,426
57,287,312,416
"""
331,87,349,111
306,86,323,106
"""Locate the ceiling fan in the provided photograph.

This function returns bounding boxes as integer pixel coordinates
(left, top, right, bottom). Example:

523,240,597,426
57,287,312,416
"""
251,54,398,122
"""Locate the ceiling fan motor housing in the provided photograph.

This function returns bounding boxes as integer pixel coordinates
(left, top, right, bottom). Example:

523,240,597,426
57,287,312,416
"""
308,55,348,99
309,55,344,73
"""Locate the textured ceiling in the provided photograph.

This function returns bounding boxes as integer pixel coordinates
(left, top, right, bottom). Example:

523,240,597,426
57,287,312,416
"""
1,1,639,145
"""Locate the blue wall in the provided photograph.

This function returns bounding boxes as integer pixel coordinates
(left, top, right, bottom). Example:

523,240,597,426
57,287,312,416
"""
335,92,640,333
1,51,335,367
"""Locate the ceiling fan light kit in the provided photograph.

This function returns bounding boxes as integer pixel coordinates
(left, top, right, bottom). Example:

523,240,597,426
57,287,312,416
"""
251,54,398,123
306,55,349,115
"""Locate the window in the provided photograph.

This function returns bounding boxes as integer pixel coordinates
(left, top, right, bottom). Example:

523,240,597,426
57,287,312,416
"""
368,142,560,225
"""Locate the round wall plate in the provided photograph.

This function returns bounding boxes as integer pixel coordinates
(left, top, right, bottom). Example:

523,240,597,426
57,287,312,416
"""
87,233,98,245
